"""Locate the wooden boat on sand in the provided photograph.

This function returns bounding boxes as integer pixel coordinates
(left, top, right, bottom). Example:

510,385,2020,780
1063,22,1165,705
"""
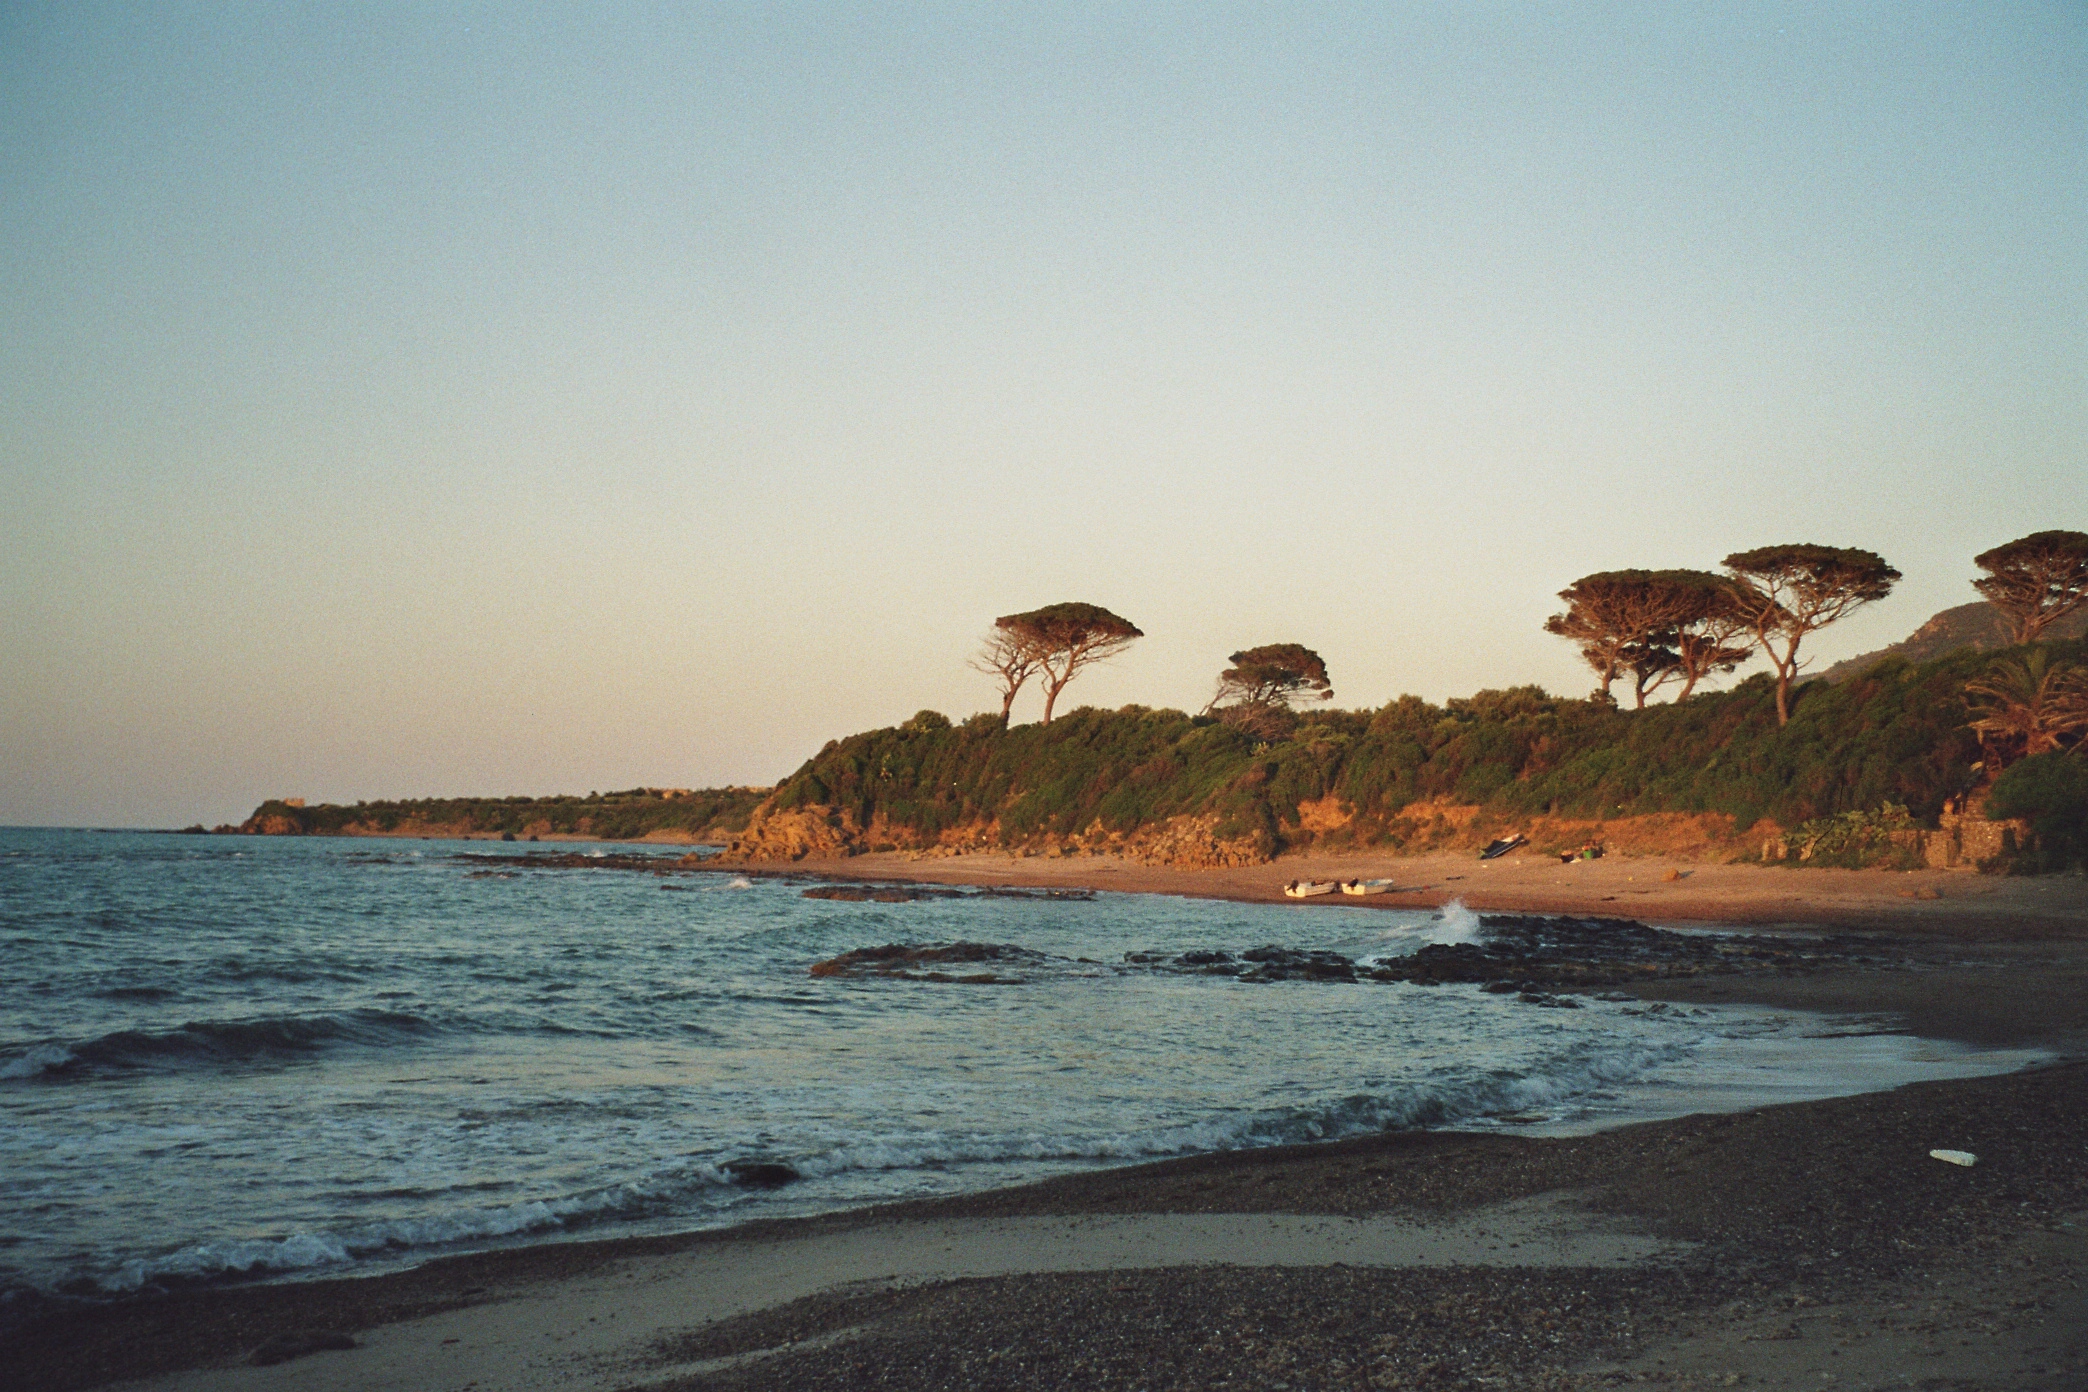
1282,880,1338,898
1339,878,1397,896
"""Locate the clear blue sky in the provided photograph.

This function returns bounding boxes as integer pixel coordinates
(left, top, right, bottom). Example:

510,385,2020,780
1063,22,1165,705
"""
4,3,2082,826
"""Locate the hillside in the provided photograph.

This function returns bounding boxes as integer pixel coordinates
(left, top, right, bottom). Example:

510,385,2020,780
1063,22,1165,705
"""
223,786,767,842
1818,600,2088,683
728,639,2084,867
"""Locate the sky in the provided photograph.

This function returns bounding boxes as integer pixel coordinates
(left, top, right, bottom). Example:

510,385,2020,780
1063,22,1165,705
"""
3,2,2083,827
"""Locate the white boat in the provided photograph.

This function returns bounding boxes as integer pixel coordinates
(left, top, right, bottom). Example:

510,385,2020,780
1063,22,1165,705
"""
1339,879,1397,896
1282,880,1338,898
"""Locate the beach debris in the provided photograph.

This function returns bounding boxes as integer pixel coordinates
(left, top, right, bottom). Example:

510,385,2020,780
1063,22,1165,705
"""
1929,1148,1977,1167
722,1159,800,1188
809,941,1049,980
249,1331,357,1367
1479,833,1526,860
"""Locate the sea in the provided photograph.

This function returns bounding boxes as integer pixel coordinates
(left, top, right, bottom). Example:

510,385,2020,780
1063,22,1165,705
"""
0,827,2044,1320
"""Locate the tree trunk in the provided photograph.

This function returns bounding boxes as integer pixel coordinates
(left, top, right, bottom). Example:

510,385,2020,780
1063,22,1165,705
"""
1771,649,1795,724
1041,677,1067,724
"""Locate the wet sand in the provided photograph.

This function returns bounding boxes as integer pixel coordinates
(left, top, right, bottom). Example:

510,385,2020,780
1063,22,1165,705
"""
10,856,2087,1392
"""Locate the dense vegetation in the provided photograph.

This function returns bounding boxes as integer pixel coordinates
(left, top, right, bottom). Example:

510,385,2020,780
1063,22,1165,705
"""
769,639,2086,860
232,787,766,841
1987,753,2088,872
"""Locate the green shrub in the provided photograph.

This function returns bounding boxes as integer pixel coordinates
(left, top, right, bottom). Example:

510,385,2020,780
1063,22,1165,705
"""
1779,803,1922,869
1987,752,2088,872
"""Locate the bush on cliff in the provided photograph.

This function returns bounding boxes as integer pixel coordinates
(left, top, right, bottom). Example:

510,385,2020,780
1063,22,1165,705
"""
761,639,2083,862
1986,752,2088,872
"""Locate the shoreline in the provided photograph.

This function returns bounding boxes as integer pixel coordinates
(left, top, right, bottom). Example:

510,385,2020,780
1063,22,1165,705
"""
165,822,2088,939
10,845,2086,1390
727,844,2088,940
13,1054,2085,1390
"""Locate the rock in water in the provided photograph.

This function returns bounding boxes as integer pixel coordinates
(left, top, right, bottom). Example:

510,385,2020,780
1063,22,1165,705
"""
723,1159,801,1188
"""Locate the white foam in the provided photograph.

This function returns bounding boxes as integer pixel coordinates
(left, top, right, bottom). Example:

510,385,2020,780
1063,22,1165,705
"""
0,1044,74,1080
1368,897,1483,957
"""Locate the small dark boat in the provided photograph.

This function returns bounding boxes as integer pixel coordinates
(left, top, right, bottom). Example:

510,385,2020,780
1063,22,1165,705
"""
1478,834,1526,860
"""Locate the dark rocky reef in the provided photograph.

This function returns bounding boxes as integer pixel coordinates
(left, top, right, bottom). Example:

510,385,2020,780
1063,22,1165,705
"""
1125,946,1358,983
1126,915,1903,996
812,915,1905,995
1362,914,1897,992
452,851,693,874
808,941,1048,983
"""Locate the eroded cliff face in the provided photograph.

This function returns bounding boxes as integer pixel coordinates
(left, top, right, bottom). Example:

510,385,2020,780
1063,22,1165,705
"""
239,812,307,835
725,803,1270,867
726,806,865,861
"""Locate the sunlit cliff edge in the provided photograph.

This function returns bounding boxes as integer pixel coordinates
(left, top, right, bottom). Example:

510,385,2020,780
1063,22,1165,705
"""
228,634,2086,875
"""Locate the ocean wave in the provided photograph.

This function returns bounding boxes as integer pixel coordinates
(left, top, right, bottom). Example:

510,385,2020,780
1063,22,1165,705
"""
0,1009,442,1081
791,1034,1697,1178
61,1158,746,1294
28,1033,1705,1297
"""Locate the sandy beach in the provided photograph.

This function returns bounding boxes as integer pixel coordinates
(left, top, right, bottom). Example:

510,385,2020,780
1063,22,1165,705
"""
10,852,2086,1392
785,845,2088,941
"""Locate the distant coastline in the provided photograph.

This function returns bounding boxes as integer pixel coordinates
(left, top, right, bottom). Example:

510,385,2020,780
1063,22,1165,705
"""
194,787,765,845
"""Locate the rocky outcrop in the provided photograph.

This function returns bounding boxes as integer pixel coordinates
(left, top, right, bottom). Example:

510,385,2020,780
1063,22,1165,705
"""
237,801,312,835
1002,815,1268,868
1114,814,1271,867
728,805,863,861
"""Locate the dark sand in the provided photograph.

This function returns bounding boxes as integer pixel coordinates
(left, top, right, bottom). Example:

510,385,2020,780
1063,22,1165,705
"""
8,854,2087,1392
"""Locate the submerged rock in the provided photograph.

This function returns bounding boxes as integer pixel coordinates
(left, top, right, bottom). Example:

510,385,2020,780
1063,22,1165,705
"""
809,941,1050,980
722,1159,800,1188
1237,946,1358,983
803,885,951,902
